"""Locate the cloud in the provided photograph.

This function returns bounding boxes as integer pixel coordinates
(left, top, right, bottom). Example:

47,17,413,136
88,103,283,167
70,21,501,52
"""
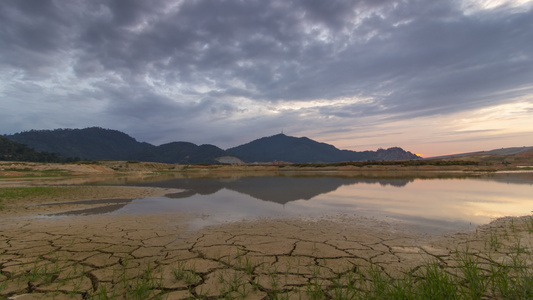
1,0,532,154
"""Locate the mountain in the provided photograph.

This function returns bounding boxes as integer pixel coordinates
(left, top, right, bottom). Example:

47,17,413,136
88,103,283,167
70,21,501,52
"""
5,127,227,164
5,128,420,164
371,147,423,161
0,135,66,162
226,134,343,163
227,133,420,163
136,142,227,164
6,127,154,161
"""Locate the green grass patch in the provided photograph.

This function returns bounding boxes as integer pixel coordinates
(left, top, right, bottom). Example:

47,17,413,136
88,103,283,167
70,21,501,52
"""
41,168,72,174
0,186,81,201
3,168,33,172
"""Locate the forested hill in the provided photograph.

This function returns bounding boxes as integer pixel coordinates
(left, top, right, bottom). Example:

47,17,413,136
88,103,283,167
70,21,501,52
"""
226,134,420,163
0,135,67,162
5,127,227,164
6,127,154,161
5,128,421,163
136,142,227,164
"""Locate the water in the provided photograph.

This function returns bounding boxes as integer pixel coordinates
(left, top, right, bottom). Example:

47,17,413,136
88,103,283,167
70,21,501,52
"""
102,172,533,234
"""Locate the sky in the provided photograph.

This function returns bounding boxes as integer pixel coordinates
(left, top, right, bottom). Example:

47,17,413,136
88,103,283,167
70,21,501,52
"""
1,0,532,157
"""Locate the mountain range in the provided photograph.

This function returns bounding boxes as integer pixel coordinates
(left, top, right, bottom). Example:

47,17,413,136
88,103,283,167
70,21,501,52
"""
4,127,420,164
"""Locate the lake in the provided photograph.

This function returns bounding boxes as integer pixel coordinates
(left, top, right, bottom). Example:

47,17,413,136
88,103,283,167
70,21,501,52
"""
90,172,533,235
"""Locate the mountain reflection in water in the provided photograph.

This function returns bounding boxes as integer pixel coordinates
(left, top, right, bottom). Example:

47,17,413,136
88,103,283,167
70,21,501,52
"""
54,172,533,235
149,177,413,204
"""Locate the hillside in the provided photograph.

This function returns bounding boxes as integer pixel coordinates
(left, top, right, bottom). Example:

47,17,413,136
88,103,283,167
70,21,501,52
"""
5,128,228,164
427,146,533,159
136,142,227,164
423,146,533,169
6,127,154,161
227,133,420,163
0,135,66,162
226,134,345,163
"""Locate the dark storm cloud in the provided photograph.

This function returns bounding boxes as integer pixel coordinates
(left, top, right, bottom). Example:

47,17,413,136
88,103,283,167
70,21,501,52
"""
1,0,532,146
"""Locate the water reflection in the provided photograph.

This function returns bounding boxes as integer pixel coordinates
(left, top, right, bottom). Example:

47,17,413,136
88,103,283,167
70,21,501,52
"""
53,172,533,235
141,177,414,204
45,199,134,216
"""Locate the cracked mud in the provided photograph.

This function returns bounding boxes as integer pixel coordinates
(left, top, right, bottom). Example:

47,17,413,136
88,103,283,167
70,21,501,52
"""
1,186,532,299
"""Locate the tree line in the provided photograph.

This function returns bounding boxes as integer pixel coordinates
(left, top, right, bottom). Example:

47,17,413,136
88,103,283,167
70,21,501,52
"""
0,135,80,163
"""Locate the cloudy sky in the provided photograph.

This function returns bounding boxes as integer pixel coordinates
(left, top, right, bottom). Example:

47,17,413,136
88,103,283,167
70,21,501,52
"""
1,0,532,157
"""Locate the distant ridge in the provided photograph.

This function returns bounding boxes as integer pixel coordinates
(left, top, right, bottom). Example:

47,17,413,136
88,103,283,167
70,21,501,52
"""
5,128,421,164
226,133,420,163
425,146,533,159
227,134,341,163
0,135,66,162
136,142,227,164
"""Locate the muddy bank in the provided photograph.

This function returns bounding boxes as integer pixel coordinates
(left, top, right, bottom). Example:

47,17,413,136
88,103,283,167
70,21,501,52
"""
0,186,182,218
1,201,532,299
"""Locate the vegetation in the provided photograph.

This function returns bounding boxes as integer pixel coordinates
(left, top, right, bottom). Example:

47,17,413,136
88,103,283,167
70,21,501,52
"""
0,167,74,178
1,248,532,299
5,127,152,161
0,187,82,209
136,142,227,164
0,135,76,163
2,221,532,299
288,159,479,168
4,127,227,164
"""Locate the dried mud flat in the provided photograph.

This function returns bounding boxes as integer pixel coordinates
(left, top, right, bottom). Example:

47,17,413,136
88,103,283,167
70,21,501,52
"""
1,185,532,299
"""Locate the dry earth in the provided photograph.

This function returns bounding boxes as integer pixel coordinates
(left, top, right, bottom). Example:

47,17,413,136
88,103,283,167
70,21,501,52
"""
1,206,532,299
1,162,532,299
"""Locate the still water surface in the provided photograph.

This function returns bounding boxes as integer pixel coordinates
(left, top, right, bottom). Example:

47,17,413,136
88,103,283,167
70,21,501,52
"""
107,172,533,235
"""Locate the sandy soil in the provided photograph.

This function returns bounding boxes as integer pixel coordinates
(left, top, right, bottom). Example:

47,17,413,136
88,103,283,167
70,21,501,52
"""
1,164,533,299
